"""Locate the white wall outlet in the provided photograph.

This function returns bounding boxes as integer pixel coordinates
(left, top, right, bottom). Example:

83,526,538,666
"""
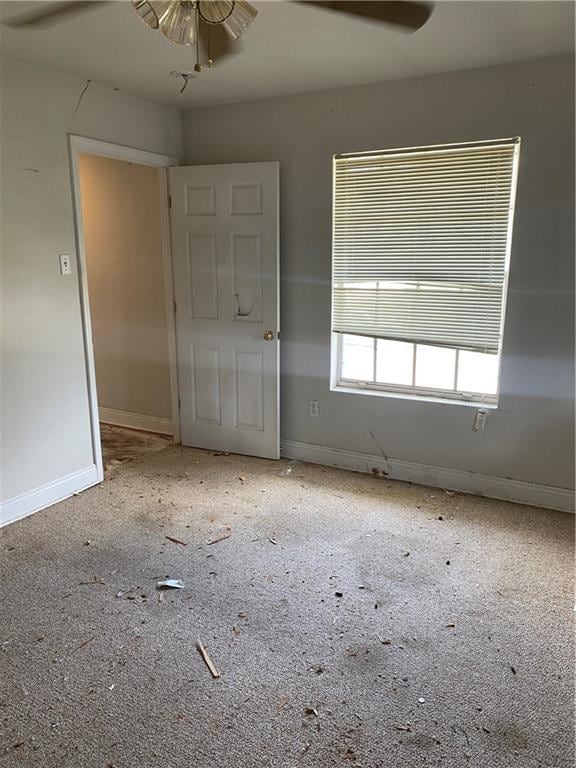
59,254,72,275
473,408,488,432
308,400,319,417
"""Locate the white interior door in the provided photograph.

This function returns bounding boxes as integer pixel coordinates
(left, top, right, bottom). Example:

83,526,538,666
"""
169,162,280,459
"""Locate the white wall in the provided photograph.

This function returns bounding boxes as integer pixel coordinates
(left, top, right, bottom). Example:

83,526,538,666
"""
79,154,172,423
0,57,181,520
183,56,575,493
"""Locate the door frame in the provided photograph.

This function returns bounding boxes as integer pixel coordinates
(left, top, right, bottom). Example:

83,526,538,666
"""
68,135,179,482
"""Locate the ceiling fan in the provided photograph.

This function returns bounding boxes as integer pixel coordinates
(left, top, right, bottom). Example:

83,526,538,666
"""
4,1,434,75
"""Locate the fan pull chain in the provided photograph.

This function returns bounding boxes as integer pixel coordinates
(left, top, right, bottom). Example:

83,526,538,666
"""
194,3,202,72
206,26,214,68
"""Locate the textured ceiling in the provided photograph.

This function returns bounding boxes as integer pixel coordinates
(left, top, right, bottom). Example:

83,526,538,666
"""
1,1,574,108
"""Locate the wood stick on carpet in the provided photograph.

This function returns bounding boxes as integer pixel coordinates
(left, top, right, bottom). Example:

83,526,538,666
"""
196,639,220,678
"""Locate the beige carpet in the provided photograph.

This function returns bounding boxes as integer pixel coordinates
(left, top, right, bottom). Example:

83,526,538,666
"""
0,439,573,767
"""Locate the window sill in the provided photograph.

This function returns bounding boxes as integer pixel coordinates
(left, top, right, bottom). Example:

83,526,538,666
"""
331,382,499,409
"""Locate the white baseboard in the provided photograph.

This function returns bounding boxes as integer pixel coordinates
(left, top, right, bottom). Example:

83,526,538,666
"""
0,465,100,528
281,440,574,514
99,407,173,436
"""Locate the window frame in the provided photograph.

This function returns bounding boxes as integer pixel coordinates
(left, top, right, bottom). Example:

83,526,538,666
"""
330,138,521,407
331,333,499,407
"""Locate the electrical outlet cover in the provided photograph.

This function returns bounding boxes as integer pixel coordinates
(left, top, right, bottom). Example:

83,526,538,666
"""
473,409,488,432
59,254,72,275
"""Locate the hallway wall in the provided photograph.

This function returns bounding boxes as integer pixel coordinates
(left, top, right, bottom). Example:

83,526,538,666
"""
79,154,172,428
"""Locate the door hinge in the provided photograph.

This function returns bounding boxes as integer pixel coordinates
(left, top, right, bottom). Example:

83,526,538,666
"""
168,195,172,209
173,300,177,314
178,397,181,410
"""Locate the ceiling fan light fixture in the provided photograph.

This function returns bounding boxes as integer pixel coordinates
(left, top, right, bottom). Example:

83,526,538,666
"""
221,0,257,39
159,1,198,46
198,1,235,25
131,0,160,29
131,0,257,51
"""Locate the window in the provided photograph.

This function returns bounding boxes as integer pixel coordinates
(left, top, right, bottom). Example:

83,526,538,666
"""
331,138,520,404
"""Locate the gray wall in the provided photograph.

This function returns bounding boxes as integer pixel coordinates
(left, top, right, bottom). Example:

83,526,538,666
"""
1,57,181,503
183,55,575,490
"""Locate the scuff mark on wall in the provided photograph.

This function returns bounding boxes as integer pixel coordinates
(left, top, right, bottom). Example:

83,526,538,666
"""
70,79,91,120
368,428,388,460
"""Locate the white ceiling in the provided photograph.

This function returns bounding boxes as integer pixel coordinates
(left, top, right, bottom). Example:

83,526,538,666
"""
1,1,574,109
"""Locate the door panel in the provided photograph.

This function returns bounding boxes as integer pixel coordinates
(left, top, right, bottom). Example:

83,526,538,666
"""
191,343,222,424
187,234,218,319
235,350,264,430
169,162,279,459
232,234,262,323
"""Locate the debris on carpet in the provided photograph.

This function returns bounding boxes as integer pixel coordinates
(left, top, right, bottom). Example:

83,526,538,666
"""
156,579,184,590
196,639,220,678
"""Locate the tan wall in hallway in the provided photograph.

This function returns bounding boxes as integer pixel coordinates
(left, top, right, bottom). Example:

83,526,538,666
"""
79,154,172,421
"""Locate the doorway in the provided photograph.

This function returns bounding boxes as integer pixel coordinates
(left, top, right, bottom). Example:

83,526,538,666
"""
69,136,179,482
71,139,281,483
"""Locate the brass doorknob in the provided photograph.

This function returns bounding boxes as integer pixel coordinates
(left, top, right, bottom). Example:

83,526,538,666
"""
263,330,274,341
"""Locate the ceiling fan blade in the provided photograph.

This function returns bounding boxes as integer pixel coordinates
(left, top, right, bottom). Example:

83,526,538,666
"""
298,1,433,31
199,21,241,65
3,1,111,30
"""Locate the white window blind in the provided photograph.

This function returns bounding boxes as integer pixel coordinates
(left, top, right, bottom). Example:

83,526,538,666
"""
332,139,520,354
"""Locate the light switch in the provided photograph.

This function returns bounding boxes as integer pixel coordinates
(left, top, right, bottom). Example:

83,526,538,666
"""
59,254,72,275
